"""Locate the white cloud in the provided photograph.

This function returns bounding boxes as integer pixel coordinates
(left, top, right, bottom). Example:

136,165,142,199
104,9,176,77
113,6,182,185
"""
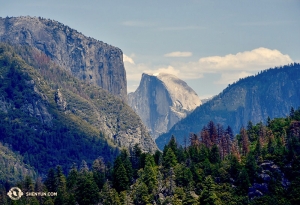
144,66,181,77
197,47,292,71
215,71,253,85
125,47,293,91
123,54,135,64
164,51,192,57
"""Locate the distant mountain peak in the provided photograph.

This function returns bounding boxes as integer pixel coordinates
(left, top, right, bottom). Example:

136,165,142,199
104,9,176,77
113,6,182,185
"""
128,72,201,139
156,63,300,149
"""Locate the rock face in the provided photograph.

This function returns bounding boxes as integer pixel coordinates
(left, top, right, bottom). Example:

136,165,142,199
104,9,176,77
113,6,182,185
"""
156,64,300,149
248,160,290,200
0,43,157,159
0,16,127,102
128,73,201,139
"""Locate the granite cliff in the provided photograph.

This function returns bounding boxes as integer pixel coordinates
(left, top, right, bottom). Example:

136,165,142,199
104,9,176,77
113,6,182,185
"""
0,43,157,174
128,73,201,139
0,16,127,101
156,64,300,149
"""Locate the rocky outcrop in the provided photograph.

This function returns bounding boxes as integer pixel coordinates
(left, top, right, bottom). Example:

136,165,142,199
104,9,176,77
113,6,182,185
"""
0,16,127,102
128,73,201,139
55,89,67,111
248,160,290,200
156,64,300,149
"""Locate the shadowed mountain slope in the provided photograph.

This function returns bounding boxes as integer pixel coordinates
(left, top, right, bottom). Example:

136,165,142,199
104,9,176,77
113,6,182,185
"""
156,63,300,149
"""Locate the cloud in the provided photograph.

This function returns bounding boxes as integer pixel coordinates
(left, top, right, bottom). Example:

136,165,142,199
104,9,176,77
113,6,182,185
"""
164,51,192,57
197,47,292,71
144,66,181,77
215,71,253,85
125,47,293,91
123,54,135,64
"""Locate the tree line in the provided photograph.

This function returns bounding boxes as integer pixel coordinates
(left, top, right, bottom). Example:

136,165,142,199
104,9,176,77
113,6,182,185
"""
1,107,300,204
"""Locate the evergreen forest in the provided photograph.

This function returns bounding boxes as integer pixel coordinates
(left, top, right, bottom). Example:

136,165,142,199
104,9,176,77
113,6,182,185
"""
1,108,300,204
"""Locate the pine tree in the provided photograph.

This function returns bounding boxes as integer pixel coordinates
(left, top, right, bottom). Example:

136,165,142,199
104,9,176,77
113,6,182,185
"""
245,153,257,183
131,181,151,205
114,164,129,192
163,148,178,169
92,158,106,190
200,176,221,205
236,168,250,194
209,144,220,164
100,182,121,205
76,172,99,205
66,165,78,192
229,155,241,179
141,155,158,195
120,191,133,205
45,168,57,192
240,127,250,156
54,166,68,205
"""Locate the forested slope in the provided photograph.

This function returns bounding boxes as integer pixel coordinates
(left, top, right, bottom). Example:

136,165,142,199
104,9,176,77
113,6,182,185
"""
0,43,156,176
156,63,300,149
1,108,300,204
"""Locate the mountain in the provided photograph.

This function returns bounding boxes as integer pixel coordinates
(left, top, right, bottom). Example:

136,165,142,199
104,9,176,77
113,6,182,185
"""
0,16,127,102
156,63,300,149
128,73,201,139
0,142,36,184
0,43,157,174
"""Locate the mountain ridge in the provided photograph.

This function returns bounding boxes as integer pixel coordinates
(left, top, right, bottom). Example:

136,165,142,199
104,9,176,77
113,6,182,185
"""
156,63,300,149
0,16,127,101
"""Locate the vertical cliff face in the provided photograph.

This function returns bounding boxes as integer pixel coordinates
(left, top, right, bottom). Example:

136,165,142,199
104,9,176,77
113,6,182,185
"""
128,73,202,139
0,16,127,101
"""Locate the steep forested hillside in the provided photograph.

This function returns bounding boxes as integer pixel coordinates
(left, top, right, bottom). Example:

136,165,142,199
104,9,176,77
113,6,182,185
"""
0,43,156,177
1,108,300,204
156,63,300,149
0,142,36,184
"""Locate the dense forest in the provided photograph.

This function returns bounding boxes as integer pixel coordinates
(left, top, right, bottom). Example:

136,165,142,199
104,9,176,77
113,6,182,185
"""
1,107,300,204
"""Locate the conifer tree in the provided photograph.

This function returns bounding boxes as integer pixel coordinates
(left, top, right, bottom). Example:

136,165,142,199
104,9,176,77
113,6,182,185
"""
131,181,150,205
236,168,250,194
100,182,121,205
54,166,68,205
76,172,99,205
141,155,158,194
200,176,221,205
45,168,57,192
114,164,129,192
240,128,250,156
209,144,221,164
163,147,178,169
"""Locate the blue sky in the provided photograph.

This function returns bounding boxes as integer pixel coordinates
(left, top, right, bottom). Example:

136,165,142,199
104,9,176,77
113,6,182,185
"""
1,0,299,99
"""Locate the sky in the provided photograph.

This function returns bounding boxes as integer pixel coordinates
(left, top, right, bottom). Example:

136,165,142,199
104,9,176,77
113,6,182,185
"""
1,0,300,99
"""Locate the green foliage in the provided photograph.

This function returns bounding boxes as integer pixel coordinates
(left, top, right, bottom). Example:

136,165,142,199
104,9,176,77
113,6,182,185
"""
99,182,121,205
0,43,120,175
200,176,222,205
0,142,36,184
163,147,178,169
1,52,300,205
